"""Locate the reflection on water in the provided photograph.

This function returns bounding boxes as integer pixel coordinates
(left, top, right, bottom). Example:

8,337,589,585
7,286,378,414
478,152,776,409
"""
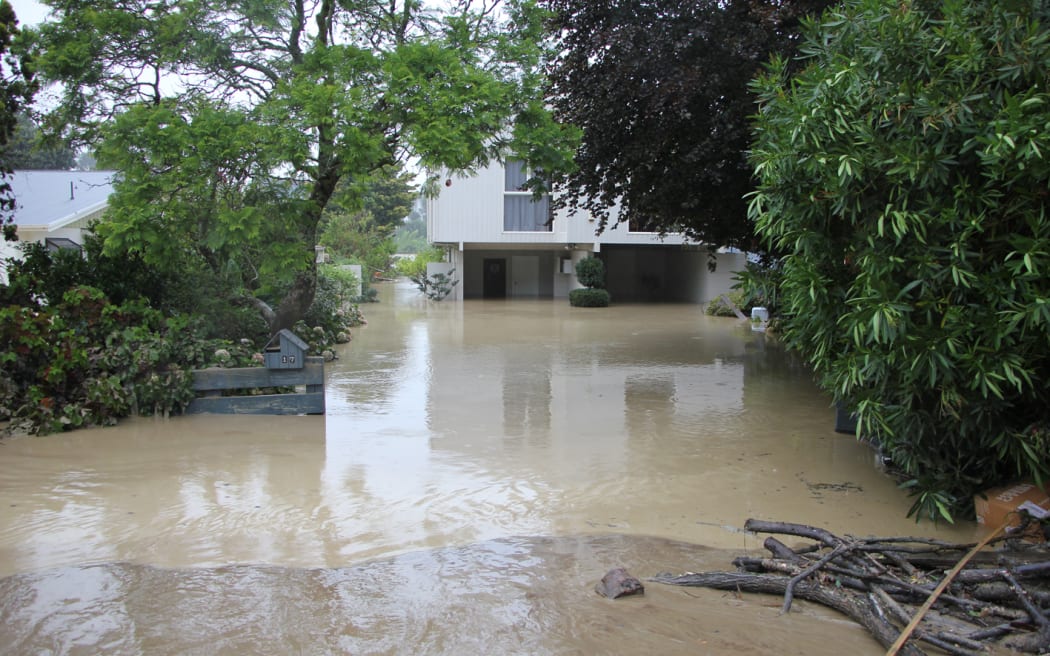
0,281,977,654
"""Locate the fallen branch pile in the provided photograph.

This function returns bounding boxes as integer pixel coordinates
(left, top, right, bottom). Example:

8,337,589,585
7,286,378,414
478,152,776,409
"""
651,519,1050,655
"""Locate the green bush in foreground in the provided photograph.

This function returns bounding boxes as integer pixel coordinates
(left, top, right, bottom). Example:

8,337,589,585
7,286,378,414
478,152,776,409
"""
569,288,610,307
1,239,367,435
748,0,1050,520
0,286,256,434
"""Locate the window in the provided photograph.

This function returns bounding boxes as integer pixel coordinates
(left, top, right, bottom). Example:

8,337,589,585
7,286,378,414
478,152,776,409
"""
504,160,552,232
628,215,661,233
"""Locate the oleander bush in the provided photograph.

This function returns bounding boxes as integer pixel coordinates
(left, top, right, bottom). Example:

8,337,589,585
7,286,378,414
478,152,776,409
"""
747,0,1050,520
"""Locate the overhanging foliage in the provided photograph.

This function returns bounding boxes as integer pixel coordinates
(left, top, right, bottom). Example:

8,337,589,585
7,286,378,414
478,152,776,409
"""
543,0,832,247
748,0,1050,520
26,0,579,332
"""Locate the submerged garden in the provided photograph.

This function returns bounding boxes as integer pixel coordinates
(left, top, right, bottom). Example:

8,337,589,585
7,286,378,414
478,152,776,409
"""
1,1,1049,650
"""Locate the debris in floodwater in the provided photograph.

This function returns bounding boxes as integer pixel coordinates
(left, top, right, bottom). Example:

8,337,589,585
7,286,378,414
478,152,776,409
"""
595,567,645,599
654,518,1050,655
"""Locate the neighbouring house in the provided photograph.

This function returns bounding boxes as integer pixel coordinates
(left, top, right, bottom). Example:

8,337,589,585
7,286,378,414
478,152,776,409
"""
426,161,749,302
1,170,116,283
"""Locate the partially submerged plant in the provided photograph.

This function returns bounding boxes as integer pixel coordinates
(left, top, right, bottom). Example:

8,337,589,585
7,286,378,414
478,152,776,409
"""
411,268,459,301
570,257,610,307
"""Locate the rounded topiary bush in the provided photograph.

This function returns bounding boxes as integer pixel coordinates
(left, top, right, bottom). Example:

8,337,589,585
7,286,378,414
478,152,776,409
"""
574,256,606,289
569,288,611,307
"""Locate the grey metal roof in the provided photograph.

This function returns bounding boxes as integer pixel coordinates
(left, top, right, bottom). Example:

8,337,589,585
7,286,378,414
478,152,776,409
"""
8,170,116,230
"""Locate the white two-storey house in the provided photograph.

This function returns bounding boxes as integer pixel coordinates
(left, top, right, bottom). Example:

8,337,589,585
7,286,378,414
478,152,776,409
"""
426,160,748,302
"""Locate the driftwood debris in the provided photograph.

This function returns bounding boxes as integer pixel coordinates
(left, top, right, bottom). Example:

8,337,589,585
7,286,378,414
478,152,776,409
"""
652,519,1050,655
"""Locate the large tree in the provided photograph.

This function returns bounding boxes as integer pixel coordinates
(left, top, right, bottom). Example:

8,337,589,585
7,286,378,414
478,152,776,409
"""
2,113,77,169
359,164,417,232
542,0,832,248
0,1,38,240
28,0,578,332
318,164,415,275
748,0,1050,520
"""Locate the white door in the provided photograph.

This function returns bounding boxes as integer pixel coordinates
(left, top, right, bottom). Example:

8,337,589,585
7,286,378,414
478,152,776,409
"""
511,255,539,297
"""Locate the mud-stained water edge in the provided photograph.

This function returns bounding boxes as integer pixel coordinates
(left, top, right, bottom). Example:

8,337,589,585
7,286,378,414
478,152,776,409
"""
0,281,976,654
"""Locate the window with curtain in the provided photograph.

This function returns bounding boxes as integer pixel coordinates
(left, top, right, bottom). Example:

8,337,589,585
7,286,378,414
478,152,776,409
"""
504,160,552,232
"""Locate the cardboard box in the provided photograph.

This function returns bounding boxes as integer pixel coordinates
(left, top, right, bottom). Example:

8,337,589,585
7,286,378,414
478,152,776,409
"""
974,481,1050,538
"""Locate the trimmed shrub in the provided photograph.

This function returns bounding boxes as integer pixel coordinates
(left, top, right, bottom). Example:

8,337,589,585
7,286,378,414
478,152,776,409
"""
569,288,611,307
574,256,606,289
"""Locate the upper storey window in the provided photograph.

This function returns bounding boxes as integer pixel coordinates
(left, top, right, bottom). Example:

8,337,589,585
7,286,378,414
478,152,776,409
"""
504,161,552,232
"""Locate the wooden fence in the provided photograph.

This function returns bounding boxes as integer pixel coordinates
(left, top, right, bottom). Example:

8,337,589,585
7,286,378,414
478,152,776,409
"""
185,356,325,415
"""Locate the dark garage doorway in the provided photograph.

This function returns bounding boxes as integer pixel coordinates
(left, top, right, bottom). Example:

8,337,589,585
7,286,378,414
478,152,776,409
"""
483,258,507,298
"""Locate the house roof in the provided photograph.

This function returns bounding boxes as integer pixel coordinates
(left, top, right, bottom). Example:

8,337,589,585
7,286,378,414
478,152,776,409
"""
8,170,116,231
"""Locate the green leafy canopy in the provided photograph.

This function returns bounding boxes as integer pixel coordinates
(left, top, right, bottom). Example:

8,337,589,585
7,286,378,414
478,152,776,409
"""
29,0,579,332
748,0,1050,520
1,1,39,240
543,0,833,247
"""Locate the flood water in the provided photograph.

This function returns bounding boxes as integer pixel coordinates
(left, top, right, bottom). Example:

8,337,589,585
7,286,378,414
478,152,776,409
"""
0,280,976,654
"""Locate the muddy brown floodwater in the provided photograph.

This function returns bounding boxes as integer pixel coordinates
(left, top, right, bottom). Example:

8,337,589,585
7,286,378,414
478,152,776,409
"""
1,280,977,655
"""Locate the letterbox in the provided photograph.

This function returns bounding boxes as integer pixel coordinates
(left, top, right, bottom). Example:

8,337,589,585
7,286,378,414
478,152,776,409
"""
263,329,308,369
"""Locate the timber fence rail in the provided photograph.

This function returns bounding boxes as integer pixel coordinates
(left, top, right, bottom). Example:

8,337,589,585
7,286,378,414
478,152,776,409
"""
185,356,325,415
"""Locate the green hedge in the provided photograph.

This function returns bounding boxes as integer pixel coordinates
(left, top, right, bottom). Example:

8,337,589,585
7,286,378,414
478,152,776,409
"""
705,290,748,317
569,288,611,307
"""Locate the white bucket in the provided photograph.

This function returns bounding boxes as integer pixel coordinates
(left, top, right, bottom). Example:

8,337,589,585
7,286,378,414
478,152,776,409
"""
750,306,769,332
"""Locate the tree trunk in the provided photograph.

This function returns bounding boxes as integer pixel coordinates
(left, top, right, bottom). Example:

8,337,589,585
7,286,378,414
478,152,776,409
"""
268,137,341,334
271,258,318,333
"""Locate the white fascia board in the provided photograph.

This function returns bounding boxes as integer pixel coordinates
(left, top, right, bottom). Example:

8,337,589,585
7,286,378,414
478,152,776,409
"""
45,200,109,232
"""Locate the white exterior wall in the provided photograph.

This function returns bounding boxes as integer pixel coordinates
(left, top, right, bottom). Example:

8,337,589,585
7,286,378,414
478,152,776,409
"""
448,248,465,301
429,167,566,245
339,264,363,297
3,172,114,285
427,163,750,305
0,241,18,284
701,251,749,304
429,167,694,249
1,225,93,285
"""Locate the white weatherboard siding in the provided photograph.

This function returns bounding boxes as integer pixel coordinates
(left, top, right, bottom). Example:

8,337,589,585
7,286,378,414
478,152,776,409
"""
430,166,568,245
429,167,694,249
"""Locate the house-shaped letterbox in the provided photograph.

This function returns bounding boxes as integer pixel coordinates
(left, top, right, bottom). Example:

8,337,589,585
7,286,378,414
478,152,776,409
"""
263,329,308,369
